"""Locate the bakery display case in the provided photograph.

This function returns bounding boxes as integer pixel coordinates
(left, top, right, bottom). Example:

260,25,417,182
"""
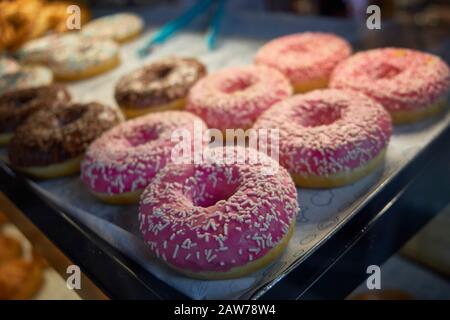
0,0,449,300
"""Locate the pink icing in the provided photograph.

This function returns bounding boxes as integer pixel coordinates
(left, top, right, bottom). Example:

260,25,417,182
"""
255,32,352,84
253,89,392,177
186,65,292,131
138,146,298,273
330,48,450,112
81,111,207,194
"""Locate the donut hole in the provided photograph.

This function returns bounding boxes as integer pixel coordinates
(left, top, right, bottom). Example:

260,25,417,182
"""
284,42,310,53
155,65,173,79
193,183,239,208
295,102,343,127
139,65,174,85
220,76,255,94
368,62,402,79
15,93,38,106
189,168,241,208
125,127,159,147
56,106,87,126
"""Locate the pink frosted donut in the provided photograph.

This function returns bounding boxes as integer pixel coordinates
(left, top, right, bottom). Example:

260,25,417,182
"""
81,111,207,204
255,32,352,93
186,65,292,132
330,48,450,124
253,89,392,188
139,146,298,279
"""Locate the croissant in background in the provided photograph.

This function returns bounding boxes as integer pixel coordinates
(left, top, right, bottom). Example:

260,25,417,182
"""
0,0,90,52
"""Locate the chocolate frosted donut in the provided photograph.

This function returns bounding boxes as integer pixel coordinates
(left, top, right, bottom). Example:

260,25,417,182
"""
0,84,71,145
8,102,123,179
115,57,206,118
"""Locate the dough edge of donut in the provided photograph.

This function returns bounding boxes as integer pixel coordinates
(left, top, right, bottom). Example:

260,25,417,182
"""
15,155,83,179
53,54,121,81
0,235,23,264
119,98,185,119
291,148,387,188
390,97,447,125
292,76,328,93
165,221,296,280
90,189,143,205
113,26,143,44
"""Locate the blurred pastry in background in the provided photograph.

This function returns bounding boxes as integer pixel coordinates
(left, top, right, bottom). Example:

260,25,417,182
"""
82,12,144,43
0,234,22,265
47,35,120,81
31,248,49,269
0,84,71,145
0,258,43,300
17,33,81,65
0,0,90,52
0,65,53,95
8,102,123,179
0,0,42,51
0,215,50,300
17,33,118,81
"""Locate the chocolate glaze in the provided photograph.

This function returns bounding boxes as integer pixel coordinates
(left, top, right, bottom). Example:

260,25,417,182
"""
8,102,123,167
115,57,206,109
0,84,71,134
